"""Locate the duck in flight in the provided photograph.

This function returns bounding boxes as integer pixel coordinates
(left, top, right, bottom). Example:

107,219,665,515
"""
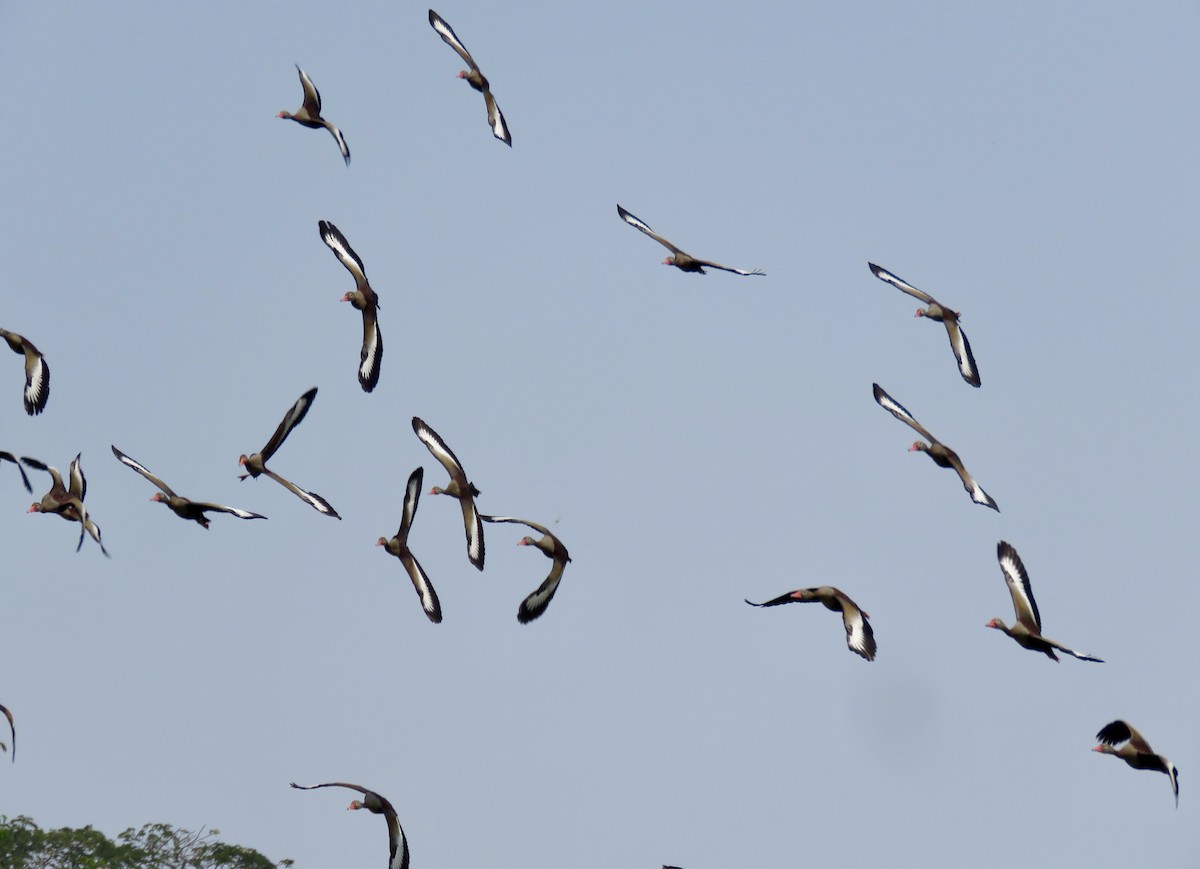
23,453,109,557
238,388,340,518
377,467,442,623
986,541,1103,662
277,65,351,165
618,205,765,276
428,9,511,146
872,383,998,511
318,220,383,393
745,586,876,661
1093,720,1179,807
481,515,571,623
112,445,266,528
412,416,484,570
291,781,409,869
868,263,980,387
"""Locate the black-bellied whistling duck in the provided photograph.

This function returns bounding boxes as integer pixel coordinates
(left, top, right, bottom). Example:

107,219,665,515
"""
0,329,49,415
277,65,351,165
1093,720,1179,807
986,541,1103,662
872,383,998,511
377,467,442,623
480,514,571,623
22,453,109,557
318,220,382,393
867,263,980,387
617,205,765,276
412,417,484,570
0,703,12,762
238,388,340,518
291,781,409,869
1,451,32,493
428,9,512,146
745,586,876,661
111,445,266,528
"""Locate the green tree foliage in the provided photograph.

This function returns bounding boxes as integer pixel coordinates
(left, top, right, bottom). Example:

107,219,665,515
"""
0,816,293,869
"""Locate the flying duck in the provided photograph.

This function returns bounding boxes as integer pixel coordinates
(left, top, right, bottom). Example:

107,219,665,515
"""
872,383,998,510
277,65,351,165
481,514,571,623
412,417,484,570
617,205,765,276
291,781,409,869
745,586,876,661
22,453,109,557
377,467,442,623
428,9,511,146
867,263,980,387
1093,720,1179,807
986,541,1103,662
112,445,266,528
238,388,340,518
318,220,382,392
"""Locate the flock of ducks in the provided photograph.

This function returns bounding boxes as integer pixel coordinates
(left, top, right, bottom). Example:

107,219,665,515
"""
737,261,1179,812
1,8,1179,867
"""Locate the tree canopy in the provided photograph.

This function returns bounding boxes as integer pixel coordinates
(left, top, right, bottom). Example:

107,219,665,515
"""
0,816,292,868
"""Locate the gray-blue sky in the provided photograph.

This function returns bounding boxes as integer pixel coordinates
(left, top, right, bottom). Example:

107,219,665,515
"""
2,2,1197,866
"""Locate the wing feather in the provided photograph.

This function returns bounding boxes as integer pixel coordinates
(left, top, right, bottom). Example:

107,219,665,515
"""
260,388,317,463
868,262,935,304
872,383,936,443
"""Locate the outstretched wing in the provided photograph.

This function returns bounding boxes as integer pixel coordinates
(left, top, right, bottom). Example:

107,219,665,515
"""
296,65,321,113
997,541,1040,631
839,598,877,661
359,309,382,392
412,417,469,486
744,589,808,608
260,388,318,463
945,450,999,511
397,467,424,539
517,556,567,624
1043,637,1103,663
68,453,86,502
191,502,267,520
1096,720,1152,753
690,257,766,277
0,703,13,762
872,383,936,444
263,468,340,519
326,122,350,166
617,205,684,256
479,514,551,537
111,445,177,499
318,220,368,286
943,319,980,387
0,451,32,493
484,90,511,146
867,262,935,305
401,550,442,624
23,348,49,415
429,9,479,71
